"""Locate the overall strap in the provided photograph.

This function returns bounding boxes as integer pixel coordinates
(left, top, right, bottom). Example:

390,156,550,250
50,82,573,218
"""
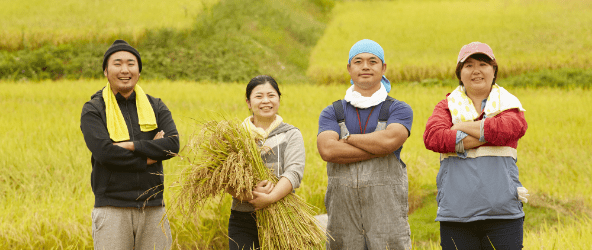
334,97,394,122
332,100,346,123
378,96,395,122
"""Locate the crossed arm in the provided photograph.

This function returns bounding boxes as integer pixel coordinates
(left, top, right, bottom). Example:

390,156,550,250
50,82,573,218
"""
451,121,486,150
452,111,527,150
424,99,527,153
81,99,180,171
114,130,165,165
317,123,409,164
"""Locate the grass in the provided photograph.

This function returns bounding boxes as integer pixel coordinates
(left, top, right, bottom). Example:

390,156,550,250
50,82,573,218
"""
523,215,592,249
0,0,219,50
1,78,591,248
0,0,330,83
308,0,592,84
2,0,589,248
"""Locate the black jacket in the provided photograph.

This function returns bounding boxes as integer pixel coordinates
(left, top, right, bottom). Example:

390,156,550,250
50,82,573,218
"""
80,88,179,208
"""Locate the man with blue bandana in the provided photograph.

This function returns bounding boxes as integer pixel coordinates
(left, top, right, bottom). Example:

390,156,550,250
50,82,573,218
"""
317,39,413,249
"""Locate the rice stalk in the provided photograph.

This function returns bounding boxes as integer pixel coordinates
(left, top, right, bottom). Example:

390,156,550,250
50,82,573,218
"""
169,119,327,249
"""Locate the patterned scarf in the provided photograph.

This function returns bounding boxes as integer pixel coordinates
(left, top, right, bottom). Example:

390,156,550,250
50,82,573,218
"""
447,84,525,124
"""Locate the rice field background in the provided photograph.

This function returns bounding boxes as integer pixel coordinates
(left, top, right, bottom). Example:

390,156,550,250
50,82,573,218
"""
2,0,592,248
0,80,590,249
0,0,219,50
308,0,592,83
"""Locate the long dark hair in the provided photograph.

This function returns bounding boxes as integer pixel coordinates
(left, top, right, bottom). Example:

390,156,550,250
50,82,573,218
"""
246,75,281,100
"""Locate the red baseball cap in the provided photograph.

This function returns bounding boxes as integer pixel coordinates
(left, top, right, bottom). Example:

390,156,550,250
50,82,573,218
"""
457,42,495,63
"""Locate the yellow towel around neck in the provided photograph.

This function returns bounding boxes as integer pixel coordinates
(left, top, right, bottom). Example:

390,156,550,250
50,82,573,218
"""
447,84,525,124
241,115,283,141
103,82,157,142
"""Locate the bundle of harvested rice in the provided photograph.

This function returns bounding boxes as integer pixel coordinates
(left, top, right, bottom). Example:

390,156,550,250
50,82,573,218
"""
171,119,327,249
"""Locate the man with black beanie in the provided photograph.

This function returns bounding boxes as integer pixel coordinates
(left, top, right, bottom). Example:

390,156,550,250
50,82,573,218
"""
80,39,179,250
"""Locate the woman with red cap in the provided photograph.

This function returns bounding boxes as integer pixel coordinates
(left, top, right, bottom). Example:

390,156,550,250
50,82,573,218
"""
424,42,529,249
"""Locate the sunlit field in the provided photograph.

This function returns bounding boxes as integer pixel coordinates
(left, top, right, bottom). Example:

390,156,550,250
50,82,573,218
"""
1,80,590,249
0,0,218,50
307,0,592,83
3,0,590,248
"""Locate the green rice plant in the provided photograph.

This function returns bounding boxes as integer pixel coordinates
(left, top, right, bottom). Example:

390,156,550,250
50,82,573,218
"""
0,0,330,83
417,214,592,250
523,215,592,249
0,0,219,50
169,119,327,249
308,0,592,84
1,79,591,248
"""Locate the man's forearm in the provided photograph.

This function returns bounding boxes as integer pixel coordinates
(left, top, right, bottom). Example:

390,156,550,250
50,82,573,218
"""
114,141,160,165
133,105,180,160
345,124,408,155
133,136,179,159
346,132,402,155
114,141,135,151
319,139,384,164
81,112,147,171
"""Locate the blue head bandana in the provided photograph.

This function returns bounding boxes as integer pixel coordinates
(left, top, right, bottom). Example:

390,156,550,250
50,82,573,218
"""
348,39,391,93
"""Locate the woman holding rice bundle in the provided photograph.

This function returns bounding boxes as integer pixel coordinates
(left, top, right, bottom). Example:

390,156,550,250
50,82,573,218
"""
227,75,306,250
423,42,529,249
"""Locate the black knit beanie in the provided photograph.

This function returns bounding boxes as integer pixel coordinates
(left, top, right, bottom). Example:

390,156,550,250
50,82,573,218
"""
102,40,142,72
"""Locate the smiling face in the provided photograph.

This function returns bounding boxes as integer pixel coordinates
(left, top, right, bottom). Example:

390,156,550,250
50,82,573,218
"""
460,57,495,93
347,53,386,93
104,51,140,98
246,82,280,122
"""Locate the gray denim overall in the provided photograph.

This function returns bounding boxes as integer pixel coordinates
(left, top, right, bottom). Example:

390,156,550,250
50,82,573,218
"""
325,98,412,250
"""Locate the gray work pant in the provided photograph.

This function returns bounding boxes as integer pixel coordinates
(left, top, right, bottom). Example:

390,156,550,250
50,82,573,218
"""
92,206,172,250
325,122,411,250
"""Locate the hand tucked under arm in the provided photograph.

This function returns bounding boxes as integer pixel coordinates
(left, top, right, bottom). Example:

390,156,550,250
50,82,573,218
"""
147,130,163,164
153,130,164,140
451,121,481,139
133,102,180,160
317,131,385,164
345,123,409,155
113,130,164,165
